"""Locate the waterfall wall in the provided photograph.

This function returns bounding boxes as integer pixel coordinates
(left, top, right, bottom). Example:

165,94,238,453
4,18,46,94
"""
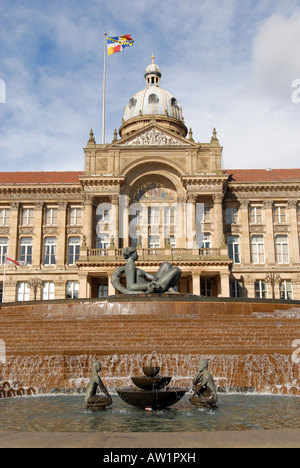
0,297,299,394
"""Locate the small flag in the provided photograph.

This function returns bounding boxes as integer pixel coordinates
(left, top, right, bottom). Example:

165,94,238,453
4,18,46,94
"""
6,257,27,266
107,35,134,56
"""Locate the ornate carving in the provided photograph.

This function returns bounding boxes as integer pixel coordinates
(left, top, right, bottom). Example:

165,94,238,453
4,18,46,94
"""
10,202,20,211
96,159,108,172
198,158,209,170
19,227,34,235
120,128,189,147
264,200,273,209
239,199,250,210
287,199,298,208
43,227,58,235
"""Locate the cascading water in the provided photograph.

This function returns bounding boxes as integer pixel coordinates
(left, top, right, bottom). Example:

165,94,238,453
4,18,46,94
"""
0,298,299,395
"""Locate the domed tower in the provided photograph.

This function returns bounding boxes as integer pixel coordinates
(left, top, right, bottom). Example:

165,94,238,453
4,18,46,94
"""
119,56,188,139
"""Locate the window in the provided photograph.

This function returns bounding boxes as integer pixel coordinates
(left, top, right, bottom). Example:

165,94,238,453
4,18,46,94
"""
44,237,57,265
0,209,10,226
21,208,34,226
255,280,268,299
201,279,212,297
274,206,287,224
0,238,8,265
148,207,160,225
17,282,30,302
297,205,300,223
45,208,58,226
275,235,290,264
0,282,3,303
164,207,175,225
204,205,211,222
225,207,239,224
199,233,212,249
69,208,82,226
97,208,110,223
227,236,241,264
98,279,108,298
148,236,160,249
251,235,265,264
66,281,79,299
96,234,110,250
230,280,243,298
68,237,81,265
280,280,293,300
165,236,176,248
43,282,55,300
19,238,32,265
250,206,263,224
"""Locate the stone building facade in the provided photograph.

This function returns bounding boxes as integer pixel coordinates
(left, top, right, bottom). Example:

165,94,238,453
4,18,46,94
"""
1,59,300,302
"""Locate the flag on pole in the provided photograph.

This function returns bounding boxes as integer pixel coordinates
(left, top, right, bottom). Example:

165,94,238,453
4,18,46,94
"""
107,35,134,56
6,257,27,266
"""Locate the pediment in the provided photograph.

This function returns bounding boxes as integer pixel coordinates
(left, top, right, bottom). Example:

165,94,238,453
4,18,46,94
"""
115,126,191,147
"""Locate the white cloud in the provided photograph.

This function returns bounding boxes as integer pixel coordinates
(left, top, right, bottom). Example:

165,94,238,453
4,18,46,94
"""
252,11,300,101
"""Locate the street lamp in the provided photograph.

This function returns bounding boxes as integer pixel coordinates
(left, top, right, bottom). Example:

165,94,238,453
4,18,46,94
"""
28,277,43,301
265,272,281,300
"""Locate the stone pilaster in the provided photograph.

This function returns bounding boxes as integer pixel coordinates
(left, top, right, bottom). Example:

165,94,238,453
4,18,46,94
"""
264,200,276,265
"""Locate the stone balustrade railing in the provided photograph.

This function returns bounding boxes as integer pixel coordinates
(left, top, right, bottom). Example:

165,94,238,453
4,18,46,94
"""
82,247,226,262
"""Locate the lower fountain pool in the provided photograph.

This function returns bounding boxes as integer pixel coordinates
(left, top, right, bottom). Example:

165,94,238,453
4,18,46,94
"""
0,394,299,432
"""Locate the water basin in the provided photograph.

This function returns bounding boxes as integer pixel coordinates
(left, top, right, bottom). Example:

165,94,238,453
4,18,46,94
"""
0,394,299,432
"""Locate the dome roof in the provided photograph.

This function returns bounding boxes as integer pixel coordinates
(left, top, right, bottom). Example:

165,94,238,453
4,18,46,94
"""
123,86,183,122
123,56,184,123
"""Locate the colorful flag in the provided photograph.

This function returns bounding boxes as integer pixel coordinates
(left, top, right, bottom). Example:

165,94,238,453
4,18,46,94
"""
6,257,27,266
107,35,134,56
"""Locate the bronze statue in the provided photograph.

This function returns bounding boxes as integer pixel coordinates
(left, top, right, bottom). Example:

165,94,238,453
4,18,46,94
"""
190,359,218,408
84,361,112,410
111,247,181,295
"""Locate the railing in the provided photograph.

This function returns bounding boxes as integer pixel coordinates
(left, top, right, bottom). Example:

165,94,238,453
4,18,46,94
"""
84,247,225,261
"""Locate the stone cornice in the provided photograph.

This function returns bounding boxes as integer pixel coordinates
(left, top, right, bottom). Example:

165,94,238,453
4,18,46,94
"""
227,181,300,200
79,175,126,194
0,183,83,201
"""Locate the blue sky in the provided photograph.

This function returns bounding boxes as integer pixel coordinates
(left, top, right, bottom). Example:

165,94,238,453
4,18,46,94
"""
0,0,300,171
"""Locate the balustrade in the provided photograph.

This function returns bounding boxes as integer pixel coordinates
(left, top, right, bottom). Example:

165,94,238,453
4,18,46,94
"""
83,247,223,262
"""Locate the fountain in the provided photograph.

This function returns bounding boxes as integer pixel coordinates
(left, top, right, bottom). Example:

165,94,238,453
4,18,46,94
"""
116,365,187,410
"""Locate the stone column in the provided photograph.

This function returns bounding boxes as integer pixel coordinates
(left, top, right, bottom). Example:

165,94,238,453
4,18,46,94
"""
8,202,19,260
83,195,94,249
57,202,67,267
239,200,251,264
219,272,230,298
54,276,66,300
292,276,300,300
4,279,17,303
107,273,116,296
213,194,224,248
120,195,129,248
110,195,119,249
192,271,201,295
186,194,197,249
244,275,255,299
288,200,300,265
264,200,276,265
32,202,44,267
177,197,186,248
79,273,89,299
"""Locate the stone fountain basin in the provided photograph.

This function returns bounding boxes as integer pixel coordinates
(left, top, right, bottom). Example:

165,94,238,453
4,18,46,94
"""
131,376,172,391
116,388,187,410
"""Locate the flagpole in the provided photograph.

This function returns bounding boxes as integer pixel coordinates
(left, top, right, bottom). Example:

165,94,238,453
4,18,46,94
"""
102,32,107,145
